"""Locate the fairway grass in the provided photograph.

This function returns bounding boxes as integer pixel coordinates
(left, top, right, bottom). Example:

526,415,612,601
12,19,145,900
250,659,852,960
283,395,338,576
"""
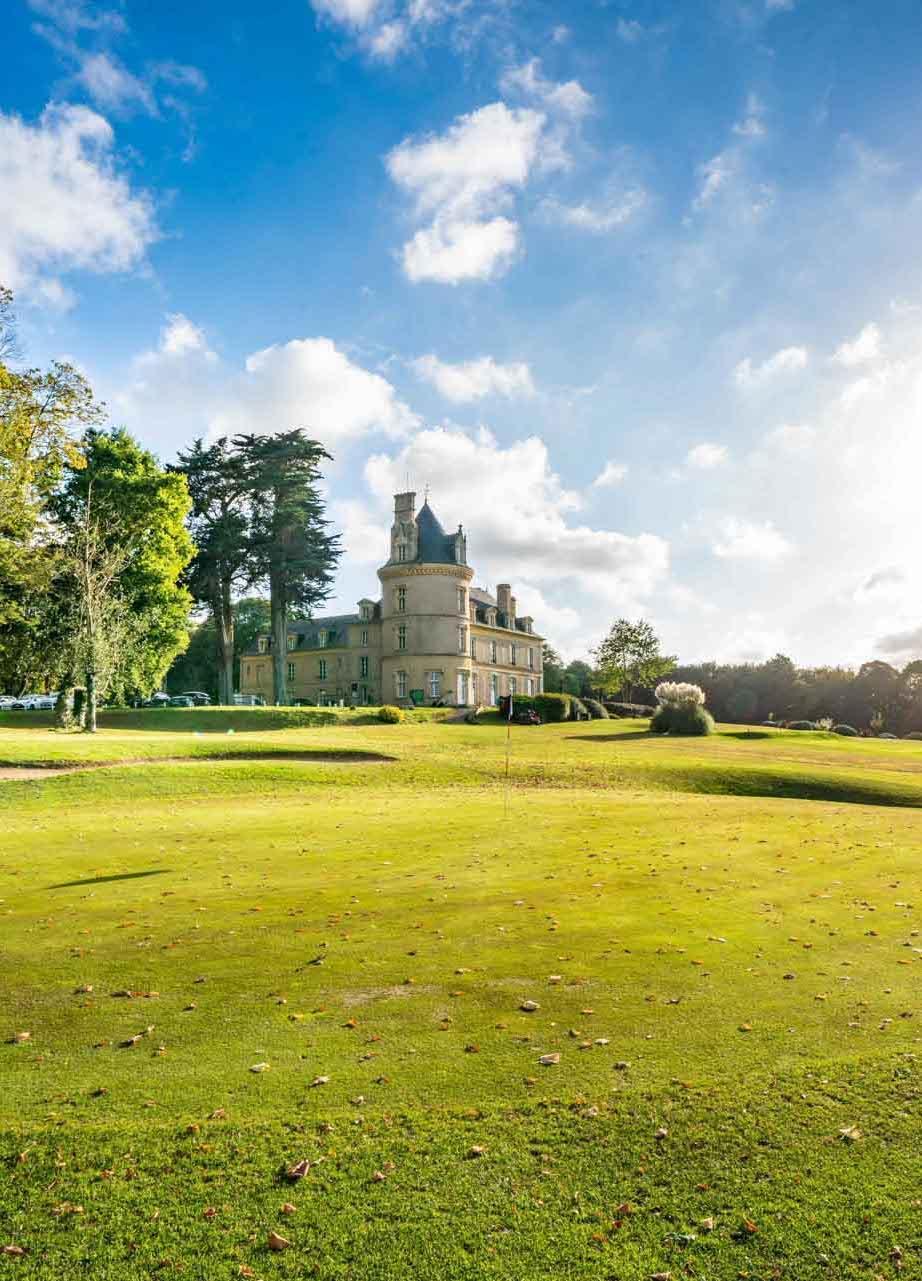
1,716,920,1278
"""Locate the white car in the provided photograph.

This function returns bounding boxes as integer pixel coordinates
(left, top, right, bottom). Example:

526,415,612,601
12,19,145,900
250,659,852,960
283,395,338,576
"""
10,694,56,711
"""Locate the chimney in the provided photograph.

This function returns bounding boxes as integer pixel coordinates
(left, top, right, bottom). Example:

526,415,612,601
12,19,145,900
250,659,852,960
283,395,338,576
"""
497,584,512,616
510,595,517,622
394,491,416,518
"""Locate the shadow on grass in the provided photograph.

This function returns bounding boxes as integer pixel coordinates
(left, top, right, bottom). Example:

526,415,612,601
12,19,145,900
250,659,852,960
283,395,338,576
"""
48,869,172,890
643,765,922,808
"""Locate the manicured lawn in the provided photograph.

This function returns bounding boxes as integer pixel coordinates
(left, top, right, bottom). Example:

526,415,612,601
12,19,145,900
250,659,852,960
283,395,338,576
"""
1,715,920,1278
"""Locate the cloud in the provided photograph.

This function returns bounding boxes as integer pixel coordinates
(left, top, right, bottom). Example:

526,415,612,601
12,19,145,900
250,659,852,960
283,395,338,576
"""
692,96,768,212
0,102,157,304
686,442,728,469
693,151,737,209
592,460,628,487
113,316,418,458
311,0,382,25
875,623,922,658
616,18,644,42
764,422,815,453
732,94,766,139
410,353,535,402
541,188,646,232
362,425,669,608
386,101,546,284
711,517,794,561
27,0,126,36
832,322,882,367
74,51,156,113
500,58,593,119
733,345,808,389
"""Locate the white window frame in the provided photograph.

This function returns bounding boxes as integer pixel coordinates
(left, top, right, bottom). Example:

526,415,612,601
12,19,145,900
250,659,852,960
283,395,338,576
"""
257,636,268,654
489,673,498,705
360,655,369,678
509,676,517,696
428,671,441,700
526,678,534,696
458,625,467,654
490,640,497,663
470,634,476,660
398,544,407,562
397,586,407,613
287,634,296,651
527,647,534,669
511,644,517,665
318,658,327,680
287,661,296,681
396,670,407,699
318,631,328,648
457,587,466,614
397,625,407,652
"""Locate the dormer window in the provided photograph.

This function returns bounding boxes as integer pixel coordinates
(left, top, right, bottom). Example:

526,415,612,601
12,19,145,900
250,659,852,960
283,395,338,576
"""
398,544,407,562
287,634,296,651
257,636,268,654
360,603,372,621
318,631,328,648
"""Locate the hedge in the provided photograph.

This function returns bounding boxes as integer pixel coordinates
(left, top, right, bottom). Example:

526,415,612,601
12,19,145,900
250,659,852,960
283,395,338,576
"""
582,698,609,720
378,705,403,723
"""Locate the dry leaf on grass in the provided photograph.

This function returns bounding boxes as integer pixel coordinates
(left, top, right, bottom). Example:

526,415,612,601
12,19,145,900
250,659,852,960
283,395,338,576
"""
538,1053,560,1066
267,1230,290,1251
286,1159,310,1180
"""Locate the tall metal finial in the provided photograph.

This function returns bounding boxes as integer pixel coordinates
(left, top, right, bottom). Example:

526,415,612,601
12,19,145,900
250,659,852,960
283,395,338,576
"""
424,482,430,503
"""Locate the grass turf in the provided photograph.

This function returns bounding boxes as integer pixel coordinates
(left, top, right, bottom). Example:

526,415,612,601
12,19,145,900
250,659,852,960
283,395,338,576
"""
1,714,920,1278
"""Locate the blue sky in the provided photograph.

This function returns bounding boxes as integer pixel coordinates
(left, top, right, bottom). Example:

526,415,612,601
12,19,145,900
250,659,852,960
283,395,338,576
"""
5,0,922,666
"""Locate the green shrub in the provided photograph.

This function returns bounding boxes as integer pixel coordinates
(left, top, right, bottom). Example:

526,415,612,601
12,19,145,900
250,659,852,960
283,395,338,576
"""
604,701,654,718
534,693,571,722
651,702,714,736
583,698,609,719
833,724,859,737
568,696,590,721
788,720,816,731
378,705,403,723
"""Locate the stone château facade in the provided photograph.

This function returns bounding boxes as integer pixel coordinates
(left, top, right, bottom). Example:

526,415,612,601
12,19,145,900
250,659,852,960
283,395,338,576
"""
239,491,544,707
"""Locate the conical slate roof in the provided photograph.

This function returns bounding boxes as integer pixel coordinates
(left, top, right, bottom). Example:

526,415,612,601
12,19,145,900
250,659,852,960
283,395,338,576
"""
415,499,455,564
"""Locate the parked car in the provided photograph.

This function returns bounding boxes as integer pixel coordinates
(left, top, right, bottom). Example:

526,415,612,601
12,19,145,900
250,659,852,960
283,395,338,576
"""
10,694,55,711
180,691,212,706
233,694,265,706
168,695,195,708
143,693,171,708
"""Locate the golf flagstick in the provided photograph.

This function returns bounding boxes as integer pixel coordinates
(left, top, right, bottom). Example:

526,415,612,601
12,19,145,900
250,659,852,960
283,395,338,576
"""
504,690,513,820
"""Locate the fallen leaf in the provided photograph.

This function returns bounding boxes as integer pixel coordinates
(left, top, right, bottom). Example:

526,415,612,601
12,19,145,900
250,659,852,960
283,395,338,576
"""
280,1202,297,1215
309,1075,329,1087
286,1159,310,1181
267,1230,290,1251
538,1053,560,1066
654,1126,668,1140
249,1062,270,1073
202,1207,217,1219
467,1146,486,1158
2,1246,27,1257
520,1000,540,1013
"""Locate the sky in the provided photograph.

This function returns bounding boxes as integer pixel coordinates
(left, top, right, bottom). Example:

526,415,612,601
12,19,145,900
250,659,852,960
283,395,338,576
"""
4,0,922,667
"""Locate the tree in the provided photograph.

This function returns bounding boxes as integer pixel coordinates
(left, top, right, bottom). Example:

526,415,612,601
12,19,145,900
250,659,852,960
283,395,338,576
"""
165,596,271,699
0,285,19,365
62,492,130,732
234,432,341,705
542,642,565,692
173,438,250,704
593,618,675,701
53,429,193,700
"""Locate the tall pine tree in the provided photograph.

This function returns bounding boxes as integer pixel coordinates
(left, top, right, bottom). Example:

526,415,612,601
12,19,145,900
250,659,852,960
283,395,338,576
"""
234,431,341,705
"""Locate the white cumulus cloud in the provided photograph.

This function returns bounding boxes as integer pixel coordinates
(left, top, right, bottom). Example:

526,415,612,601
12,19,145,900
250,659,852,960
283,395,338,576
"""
711,517,794,562
499,58,593,119
686,442,728,469
0,102,157,304
410,353,535,402
832,322,882,367
112,317,418,459
733,345,808,389
592,460,628,487
541,188,646,232
386,101,546,284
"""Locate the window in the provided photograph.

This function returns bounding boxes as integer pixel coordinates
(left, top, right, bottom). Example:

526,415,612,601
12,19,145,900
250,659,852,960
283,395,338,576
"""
511,644,517,665
398,544,407,562
397,586,406,613
489,673,498,706
470,634,476,660
319,659,327,680
257,636,267,654
428,671,441,700
286,634,295,651
509,676,517,696
526,678,534,696
361,628,368,646
396,670,407,699
527,647,534,669
458,625,467,654
397,625,407,651
490,640,497,663
287,662,295,681
360,656,369,678
318,630,328,648
457,587,466,613
360,603,371,621
245,663,252,681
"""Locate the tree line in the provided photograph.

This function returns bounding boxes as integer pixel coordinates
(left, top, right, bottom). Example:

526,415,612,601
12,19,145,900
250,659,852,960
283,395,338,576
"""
544,619,922,735
0,286,340,727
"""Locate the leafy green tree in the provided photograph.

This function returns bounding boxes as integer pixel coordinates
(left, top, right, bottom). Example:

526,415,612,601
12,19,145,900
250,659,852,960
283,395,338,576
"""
0,290,101,678
165,597,271,699
234,432,341,705
173,437,250,704
593,618,675,701
728,686,758,723
541,642,565,692
53,429,194,700
564,659,595,697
